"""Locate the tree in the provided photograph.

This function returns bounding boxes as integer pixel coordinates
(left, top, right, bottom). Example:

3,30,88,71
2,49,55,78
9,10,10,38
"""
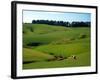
32,20,90,27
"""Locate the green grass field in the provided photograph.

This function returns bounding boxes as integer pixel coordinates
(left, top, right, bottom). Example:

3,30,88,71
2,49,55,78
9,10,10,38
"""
23,23,91,69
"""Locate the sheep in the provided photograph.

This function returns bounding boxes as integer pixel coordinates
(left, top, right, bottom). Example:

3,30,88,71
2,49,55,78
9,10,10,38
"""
68,55,77,60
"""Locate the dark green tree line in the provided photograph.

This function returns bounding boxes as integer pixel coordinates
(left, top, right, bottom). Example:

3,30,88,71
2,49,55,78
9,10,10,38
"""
32,20,90,27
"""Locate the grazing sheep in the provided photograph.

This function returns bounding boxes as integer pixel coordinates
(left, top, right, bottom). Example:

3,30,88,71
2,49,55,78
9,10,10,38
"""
68,55,77,60
72,55,77,60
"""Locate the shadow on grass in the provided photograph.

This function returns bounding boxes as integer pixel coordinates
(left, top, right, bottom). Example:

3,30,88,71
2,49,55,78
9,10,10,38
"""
23,61,37,64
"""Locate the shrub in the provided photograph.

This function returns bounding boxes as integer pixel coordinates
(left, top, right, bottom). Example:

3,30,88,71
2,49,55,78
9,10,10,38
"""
79,34,87,39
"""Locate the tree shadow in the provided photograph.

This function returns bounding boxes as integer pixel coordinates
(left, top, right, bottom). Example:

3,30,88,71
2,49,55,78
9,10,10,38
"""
23,61,37,64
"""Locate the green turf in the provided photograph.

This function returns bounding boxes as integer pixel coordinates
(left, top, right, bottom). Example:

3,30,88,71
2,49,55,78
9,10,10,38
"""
23,48,54,62
23,24,90,46
35,43,90,57
23,23,91,69
23,52,90,69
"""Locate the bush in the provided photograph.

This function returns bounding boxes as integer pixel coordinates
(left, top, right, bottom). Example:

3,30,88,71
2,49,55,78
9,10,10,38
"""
23,30,27,34
79,34,87,39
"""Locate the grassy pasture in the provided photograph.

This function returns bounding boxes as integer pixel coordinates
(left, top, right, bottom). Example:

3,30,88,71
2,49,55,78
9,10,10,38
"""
23,48,54,62
23,23,91,69
23,52,90,69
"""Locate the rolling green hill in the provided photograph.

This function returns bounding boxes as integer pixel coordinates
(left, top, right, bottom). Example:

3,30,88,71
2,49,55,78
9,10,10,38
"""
23,23,91,69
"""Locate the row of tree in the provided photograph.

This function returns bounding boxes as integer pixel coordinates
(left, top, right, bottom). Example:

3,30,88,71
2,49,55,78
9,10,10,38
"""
32,20,90,27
